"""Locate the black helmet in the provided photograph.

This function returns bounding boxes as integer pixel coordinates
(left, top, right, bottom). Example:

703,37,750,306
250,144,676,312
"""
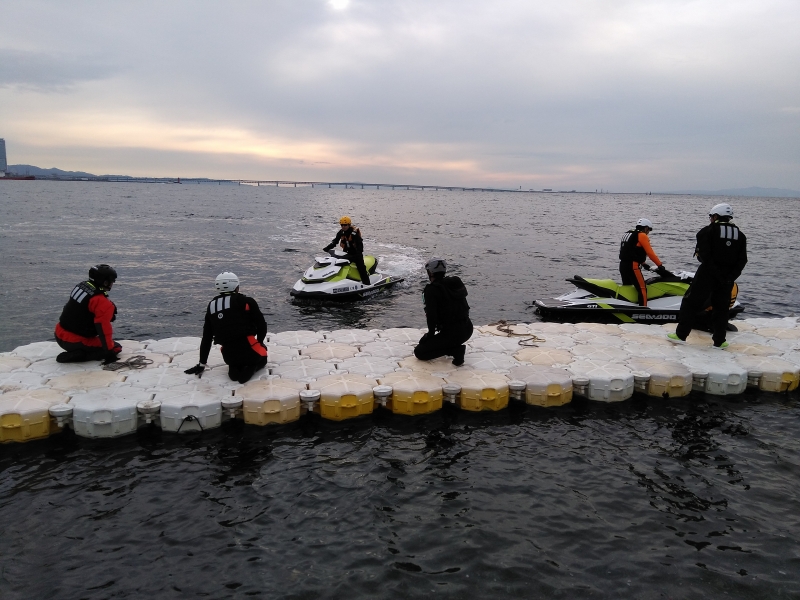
425,258,447,274
89,264,117,287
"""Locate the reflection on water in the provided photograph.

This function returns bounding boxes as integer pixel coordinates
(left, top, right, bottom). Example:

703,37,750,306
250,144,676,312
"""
1,183,799,598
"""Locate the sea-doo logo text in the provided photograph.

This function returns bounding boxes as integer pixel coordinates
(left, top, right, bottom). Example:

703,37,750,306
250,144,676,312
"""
632,314,676,320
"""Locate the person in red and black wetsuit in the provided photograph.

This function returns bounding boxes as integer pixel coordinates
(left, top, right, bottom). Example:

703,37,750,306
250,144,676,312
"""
619,218,668,306
184,272,268,384
54,264,122,364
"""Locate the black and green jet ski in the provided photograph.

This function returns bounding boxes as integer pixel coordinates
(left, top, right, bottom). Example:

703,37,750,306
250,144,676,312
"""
534,269,743,325
291,250,403,301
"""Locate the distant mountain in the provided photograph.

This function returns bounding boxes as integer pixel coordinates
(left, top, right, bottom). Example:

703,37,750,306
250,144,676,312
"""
8,164,98,178
669,186,800,198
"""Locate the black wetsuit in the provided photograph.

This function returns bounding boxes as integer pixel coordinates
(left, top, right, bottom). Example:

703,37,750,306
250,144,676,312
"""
324,226,371,284
200,292,268,383
676,220,747,346
414,275,473,363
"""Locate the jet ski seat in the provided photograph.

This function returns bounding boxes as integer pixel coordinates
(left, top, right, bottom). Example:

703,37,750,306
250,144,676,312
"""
346,255,377,282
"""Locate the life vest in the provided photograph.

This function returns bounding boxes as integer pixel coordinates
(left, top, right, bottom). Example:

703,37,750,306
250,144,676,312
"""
206,293,258,345
619,229,646,263
58,281,115,338
339,227,363,254
708,222,745,268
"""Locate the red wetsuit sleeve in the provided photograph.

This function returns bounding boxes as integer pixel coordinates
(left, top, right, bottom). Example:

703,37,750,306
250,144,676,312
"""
88,294,116,351
637,232,662,266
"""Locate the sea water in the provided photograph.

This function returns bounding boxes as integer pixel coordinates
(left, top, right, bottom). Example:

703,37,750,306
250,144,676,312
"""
1,182,799,599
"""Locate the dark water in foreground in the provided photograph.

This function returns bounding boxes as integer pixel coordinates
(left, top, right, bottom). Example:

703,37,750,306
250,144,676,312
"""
1,183,799,599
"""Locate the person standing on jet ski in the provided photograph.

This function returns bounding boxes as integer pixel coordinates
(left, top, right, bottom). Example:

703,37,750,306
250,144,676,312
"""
323,216,371,285
414,258,473,366
185,272,268,384
619,218,668,306
668,203,747,349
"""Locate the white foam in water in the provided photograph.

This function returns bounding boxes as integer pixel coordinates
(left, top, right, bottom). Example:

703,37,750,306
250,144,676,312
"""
3,317,799,440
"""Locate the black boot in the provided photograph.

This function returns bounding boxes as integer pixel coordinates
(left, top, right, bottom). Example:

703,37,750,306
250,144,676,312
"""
452,345,466,366
56,350,88,363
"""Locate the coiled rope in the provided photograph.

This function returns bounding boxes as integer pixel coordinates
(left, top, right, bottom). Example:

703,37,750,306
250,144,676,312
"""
103,355,154,371
486,320,546,347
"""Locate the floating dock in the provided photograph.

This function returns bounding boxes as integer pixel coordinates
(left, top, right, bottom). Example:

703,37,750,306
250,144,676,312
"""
1,318,798,443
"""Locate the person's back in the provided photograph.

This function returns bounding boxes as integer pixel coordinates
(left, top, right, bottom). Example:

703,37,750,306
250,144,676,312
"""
185,272,268,384
54,264,122,363
414,258,473,366
669,203,747,348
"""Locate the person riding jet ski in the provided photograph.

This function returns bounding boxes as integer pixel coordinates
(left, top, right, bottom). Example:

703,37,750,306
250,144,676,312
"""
323,216,371,285
414,258,473,366
668,203,747,349
54,264,122,364
619,218,668,306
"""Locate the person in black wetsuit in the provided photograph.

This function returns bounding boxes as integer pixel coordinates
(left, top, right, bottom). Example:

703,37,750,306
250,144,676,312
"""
414,258,473,366
323,215,371,285
668,203,747,348
185,272,268,384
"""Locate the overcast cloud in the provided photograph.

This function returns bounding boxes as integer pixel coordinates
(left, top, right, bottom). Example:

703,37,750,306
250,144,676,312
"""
1,0,798,190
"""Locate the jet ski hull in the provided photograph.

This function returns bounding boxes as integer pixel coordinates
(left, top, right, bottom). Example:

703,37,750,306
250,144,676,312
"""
534,298,744,325
291,275,404,302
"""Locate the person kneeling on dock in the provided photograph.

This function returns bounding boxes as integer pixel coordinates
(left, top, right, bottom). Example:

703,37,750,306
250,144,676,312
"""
414,258,473,366
185,272,268,384
55,264,122,364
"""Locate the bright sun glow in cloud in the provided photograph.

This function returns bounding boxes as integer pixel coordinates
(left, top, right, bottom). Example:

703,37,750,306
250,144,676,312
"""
329,0,350,10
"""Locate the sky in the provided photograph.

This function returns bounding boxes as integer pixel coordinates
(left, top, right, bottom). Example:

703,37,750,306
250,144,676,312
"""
1,0,799,191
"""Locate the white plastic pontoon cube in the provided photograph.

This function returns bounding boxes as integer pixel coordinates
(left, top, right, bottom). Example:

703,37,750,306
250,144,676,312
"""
70,387,153,438
359,340,414,359
145,337,202,357
269,330,325,348
567,360,634,402
154,389,224,433
325,329,379,345
11,341,62,362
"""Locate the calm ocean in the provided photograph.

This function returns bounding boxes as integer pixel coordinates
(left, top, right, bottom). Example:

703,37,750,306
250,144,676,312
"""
1,182,799,599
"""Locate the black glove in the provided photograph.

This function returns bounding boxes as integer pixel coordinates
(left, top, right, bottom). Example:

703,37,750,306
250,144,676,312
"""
656,265,667,275
102,352,120,365
185,363,206,378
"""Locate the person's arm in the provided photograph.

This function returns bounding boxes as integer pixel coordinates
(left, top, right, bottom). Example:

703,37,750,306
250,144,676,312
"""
323,230,342,252
246,297,268,342
637,233,662,267
732,233,748,281
694,225,710,262
89,295,116,352
423,285,440,333
198,310,214,364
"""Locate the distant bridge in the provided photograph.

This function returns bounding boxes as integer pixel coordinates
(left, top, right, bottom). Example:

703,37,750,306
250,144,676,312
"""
26,175,584,193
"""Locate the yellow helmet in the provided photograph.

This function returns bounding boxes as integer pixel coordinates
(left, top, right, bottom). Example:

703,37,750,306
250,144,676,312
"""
339,215,352,225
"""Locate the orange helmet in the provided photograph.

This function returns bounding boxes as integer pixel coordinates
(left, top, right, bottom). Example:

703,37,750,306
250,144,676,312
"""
339,215,352,225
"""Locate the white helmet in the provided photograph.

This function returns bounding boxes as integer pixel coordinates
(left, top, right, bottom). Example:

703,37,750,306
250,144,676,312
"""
709,203,733,218
636,218,653,229
425,258,447,274
215,272,239,293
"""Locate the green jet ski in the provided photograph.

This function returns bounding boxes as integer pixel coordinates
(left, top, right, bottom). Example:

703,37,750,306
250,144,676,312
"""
534,268,743,326
291,249,403,301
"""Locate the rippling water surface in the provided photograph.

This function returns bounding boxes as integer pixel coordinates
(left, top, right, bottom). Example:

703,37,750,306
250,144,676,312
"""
1,182,799,599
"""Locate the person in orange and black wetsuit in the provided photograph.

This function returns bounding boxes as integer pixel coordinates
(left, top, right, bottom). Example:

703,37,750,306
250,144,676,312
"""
323,215,371,285
184,272,268,384
619,218,668,306
54,264,122,364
